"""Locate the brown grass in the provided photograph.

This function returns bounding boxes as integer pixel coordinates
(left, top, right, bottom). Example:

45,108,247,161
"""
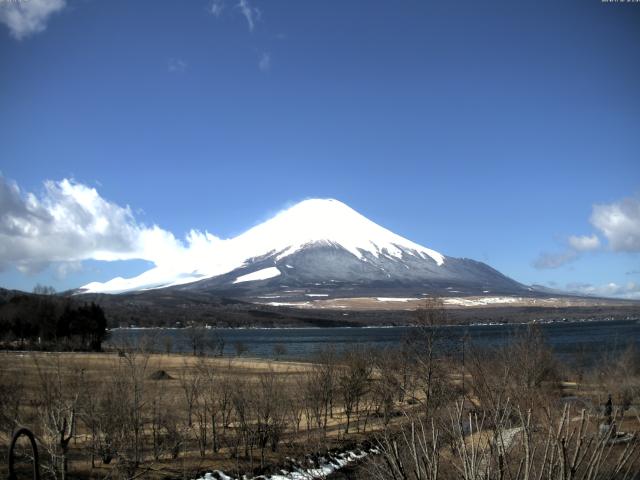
0,351,382,479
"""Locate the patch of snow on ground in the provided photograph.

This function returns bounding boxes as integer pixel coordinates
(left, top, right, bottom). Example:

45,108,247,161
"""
233,267,281,284
195,447,377,480
443,296,521,306
201,472,232,480
306,294,329,297
267,302,311,307
376,297,419,302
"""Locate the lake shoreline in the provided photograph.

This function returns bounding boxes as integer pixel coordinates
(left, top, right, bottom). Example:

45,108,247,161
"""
107,315,640,332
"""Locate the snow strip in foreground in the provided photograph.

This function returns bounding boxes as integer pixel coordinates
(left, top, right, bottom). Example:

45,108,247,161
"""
233,267,281,284
195,447,377,480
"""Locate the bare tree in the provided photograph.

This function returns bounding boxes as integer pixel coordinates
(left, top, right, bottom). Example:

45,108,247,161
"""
234,341,249,357
78,370,100,468
590,344,640,416
33,284,56,295
210,331,225,357
231,379,254,466
148,375,184,462
186,326,207,356
503,324,559,410
371,402,640,480
253,369,288,468
372,348,402,428
466,325,559,423
301,348,338,436
410,298,453,418
0,358,23,436
163,336,173,355
34,356,81,480
338,347,372,434
217,373,235,443
178,360,201,427
198,360,219,453
193,388,209,457
302,367,326,434
106,348,151,475
273,343,287,360
288,374,307,434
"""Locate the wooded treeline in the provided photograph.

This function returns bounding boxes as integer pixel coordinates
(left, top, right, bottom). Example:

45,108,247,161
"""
0,290,108,351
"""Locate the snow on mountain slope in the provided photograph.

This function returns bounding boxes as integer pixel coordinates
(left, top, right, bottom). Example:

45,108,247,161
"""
240,198,445,265
233,267,281,284
80,199,445,294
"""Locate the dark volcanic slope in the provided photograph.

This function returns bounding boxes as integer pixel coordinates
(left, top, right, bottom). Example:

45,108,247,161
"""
173,244,530,301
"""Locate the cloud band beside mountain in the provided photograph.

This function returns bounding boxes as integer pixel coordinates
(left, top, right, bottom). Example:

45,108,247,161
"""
566,281,640,300
534,196,640,269
591,197,640,252
0,175,219,275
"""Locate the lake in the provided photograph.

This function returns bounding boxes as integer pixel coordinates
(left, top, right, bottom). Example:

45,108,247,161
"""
106,318,640,365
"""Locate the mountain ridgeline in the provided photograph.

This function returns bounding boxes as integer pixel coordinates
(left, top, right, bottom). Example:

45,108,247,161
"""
79,199,529,300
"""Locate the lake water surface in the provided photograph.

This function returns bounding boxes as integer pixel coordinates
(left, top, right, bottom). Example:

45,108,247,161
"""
107,318,640,364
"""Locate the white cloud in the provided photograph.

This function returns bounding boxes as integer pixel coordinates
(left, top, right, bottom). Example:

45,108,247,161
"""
533,250,578,269
566,281,640,300
237,0,260,32
534,195,640,269
258,52,270,71
0,175,219,274
591,197,640,252
0,0,65,40
568,234,600,252
209,0,224,17
168,58,187,73
55,261,82,279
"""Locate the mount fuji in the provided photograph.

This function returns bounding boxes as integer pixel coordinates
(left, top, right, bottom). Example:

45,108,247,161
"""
79,199,529,300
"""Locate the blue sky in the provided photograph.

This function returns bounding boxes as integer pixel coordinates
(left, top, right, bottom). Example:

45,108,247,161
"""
0,0,639,296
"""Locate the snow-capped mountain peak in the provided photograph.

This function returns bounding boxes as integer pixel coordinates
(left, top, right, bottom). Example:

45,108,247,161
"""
235,199,445,265
80,198,445,294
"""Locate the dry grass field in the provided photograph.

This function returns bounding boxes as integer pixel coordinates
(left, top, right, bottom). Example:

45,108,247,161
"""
0,350,398,480
1,325,639,480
